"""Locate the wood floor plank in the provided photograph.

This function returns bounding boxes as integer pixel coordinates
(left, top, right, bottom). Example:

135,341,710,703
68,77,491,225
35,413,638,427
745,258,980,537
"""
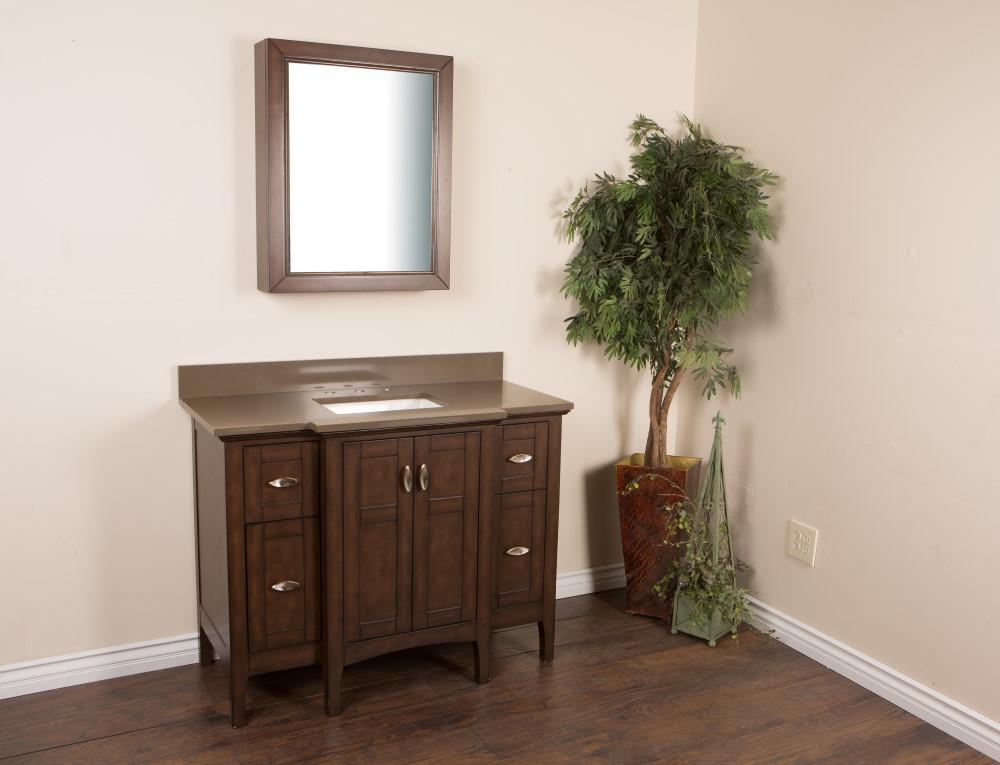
0,600,651,759
0,591,990,764
0,626,680,763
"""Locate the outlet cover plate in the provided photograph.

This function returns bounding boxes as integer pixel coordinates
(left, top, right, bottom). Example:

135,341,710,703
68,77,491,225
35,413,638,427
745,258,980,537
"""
787,520,819,566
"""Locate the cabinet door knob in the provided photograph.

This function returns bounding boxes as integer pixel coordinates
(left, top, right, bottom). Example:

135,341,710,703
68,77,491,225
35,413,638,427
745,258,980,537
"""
402,465,413,493
271,580,300,592
267,476,299,488
507,453,532,464
419,463,429,491
505,546,530,556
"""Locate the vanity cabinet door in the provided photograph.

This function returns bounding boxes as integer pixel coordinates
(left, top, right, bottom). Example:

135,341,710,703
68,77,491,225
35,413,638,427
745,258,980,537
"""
411,432,480,630
343,438,414,641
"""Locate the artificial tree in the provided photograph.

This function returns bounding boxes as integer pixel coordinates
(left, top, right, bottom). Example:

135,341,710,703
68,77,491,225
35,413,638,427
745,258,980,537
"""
562,116,777,468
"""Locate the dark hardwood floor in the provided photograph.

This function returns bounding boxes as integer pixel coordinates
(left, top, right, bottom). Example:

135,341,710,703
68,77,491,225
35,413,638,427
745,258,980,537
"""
0,590,989,764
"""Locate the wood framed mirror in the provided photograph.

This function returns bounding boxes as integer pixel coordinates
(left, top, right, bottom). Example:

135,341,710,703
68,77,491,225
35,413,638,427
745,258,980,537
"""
255,39,453,292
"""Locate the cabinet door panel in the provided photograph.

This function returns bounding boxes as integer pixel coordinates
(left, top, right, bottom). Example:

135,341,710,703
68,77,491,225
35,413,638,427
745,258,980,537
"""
425,510,464,627
343,438,413,642
412,432,479,630
494,490,546,609
246,517,320,651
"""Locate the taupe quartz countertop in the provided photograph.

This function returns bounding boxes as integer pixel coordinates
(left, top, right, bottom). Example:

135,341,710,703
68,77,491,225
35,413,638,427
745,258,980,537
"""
178,353,572,438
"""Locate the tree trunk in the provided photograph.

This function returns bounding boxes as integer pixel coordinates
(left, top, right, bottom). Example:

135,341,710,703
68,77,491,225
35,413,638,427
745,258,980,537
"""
646,362,690,469
645,365,668,467
656,368,685,465
655,417,668,468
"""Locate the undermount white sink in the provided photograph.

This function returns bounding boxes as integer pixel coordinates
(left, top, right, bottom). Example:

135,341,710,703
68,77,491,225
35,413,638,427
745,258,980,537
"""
319,396,443,415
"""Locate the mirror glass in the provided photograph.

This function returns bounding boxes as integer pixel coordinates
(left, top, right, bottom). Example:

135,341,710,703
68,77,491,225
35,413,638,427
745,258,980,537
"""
286,62,435,273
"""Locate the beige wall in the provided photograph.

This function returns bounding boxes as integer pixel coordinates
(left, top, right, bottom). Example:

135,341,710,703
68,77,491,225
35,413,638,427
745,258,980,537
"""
0,0,697,665
685,0,1000,721
11,0,992,725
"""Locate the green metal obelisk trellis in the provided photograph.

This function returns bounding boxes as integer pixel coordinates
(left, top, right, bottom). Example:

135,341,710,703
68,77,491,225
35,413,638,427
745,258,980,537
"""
670,412,740,646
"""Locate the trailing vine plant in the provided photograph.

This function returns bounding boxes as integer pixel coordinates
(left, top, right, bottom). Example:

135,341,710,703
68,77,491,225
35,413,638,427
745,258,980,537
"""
651,489,750,636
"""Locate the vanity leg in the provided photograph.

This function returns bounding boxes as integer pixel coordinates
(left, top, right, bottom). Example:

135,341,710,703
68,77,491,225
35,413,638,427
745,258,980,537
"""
324,659,343,716
229,658,248,728
539,414,560,665
538,610,556,662
324,437,345,717
473,634,491,684
198,627,215,667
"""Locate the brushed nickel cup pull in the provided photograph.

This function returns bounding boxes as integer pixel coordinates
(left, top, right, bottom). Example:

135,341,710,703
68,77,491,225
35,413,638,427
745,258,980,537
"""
419,463,429,491
271,580,300,592
505,546,530,556
402,465,413,493
507,453,533,464
267,476,299,488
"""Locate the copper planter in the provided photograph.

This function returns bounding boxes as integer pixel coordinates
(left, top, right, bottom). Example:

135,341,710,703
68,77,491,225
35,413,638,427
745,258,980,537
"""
616,455,701,620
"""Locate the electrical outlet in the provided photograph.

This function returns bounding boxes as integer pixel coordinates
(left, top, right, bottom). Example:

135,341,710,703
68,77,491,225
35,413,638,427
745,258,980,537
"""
787,520,819,566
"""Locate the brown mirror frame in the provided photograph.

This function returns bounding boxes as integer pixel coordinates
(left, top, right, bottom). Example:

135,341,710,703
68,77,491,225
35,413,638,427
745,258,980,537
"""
254,39,453,293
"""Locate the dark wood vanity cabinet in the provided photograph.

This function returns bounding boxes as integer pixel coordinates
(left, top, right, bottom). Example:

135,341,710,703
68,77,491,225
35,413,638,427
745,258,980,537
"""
192,414,564,727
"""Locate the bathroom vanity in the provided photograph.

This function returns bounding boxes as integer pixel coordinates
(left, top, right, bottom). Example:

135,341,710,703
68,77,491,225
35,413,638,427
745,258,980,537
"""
179,353,571,727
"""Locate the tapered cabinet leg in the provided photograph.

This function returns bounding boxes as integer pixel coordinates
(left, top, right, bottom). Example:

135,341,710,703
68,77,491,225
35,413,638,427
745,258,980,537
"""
473,635,492,684
538,613,555,662
198,627,215,667
229,659,248,728
325,659,343,716
538,415,561,664
324,435,345,717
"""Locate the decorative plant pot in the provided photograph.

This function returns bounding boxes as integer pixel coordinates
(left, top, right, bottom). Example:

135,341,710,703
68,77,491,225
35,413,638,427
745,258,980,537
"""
615,454,701,620
670,589,738,647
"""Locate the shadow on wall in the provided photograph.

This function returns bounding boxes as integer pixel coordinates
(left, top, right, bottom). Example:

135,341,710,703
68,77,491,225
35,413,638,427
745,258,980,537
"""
234,37,260,294
669,232,783,590
577,347,645,570
94,402,198,649
583,460,623,570
541,183,648,570
537,257,644,459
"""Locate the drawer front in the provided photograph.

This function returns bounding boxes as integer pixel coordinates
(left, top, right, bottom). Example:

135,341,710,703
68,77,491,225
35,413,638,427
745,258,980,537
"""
246,518,321,652
244,441,318,523
493,490,546,609
499,421,548,494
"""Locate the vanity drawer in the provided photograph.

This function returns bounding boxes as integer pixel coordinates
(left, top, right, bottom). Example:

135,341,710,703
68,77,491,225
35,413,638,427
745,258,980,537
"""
493,490,546,609
246,518,321,652
498,421,548,494
243,441,318,523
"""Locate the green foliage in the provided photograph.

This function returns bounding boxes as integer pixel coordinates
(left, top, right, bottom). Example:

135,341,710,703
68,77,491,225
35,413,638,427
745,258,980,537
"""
627,471,749,635
652,493,749,636
560,115,777,464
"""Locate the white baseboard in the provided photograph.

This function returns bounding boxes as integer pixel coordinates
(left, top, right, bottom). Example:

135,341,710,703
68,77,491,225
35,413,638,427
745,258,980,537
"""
748,596,1000,762
0,565,627,702
555,567,1000,761
0,633,199,700
3,564,995,764
555,562,627,599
